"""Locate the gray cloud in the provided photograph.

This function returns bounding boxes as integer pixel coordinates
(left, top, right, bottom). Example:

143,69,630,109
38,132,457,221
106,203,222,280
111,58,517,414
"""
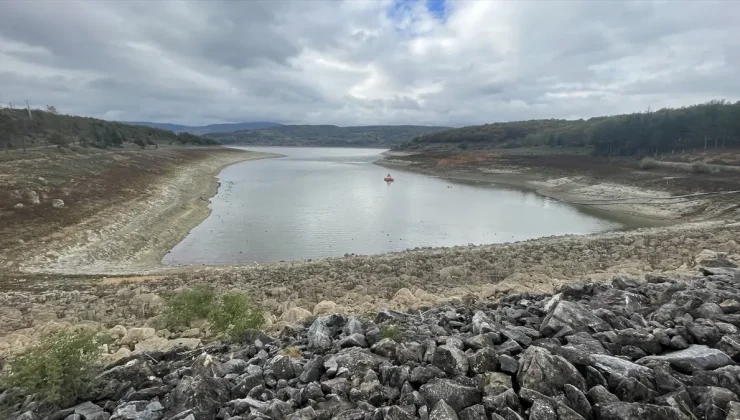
1,0,739,126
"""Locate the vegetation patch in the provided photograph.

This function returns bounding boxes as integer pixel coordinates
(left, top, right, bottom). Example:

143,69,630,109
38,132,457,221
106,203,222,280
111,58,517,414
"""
381,323,403,342
162,285,216,329
209,292,265,341
1,331,101,406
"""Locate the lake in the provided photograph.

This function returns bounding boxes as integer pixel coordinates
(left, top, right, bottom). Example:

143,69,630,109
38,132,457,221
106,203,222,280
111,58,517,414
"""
163,147,624,265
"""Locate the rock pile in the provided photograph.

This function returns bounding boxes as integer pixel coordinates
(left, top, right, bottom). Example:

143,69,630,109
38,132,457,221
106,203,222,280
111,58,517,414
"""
4,265,740,420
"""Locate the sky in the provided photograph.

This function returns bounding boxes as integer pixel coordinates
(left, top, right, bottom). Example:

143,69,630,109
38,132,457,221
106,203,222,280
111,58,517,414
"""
1,0,739,127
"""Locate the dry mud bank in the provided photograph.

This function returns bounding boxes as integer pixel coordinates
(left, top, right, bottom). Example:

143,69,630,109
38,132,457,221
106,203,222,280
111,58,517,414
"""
1,219,739,360
0,147,279,274
375,151,740,222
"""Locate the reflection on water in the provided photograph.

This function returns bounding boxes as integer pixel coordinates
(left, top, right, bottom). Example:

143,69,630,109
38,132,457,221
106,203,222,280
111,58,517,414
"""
163,147,624,265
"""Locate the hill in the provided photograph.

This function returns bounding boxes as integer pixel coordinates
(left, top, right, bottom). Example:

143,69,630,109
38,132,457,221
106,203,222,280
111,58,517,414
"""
208,124,450,148
122,121,283,135
0,108,219,153
397,100,740,157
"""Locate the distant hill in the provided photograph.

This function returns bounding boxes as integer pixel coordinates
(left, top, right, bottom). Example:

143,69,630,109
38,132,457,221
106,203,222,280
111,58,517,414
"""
122,121,283,135
394,100,740,158
0,109,219,152
207,125,450,148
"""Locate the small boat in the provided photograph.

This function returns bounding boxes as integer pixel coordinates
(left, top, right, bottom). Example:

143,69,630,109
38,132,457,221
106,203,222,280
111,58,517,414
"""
384,177,394,182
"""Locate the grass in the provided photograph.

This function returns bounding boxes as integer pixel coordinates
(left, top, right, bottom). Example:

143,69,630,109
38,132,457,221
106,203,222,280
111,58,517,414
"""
208,292,265,341
1,331,101,406
162,285,216,329
381,324,403,342
639,156,659,170
162,287,265,341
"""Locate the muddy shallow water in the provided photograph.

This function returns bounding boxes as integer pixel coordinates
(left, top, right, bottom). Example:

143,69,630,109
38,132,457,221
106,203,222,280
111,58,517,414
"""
163,147,633,265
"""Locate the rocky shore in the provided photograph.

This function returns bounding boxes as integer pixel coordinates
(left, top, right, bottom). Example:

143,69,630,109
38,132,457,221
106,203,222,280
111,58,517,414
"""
4,250,740,420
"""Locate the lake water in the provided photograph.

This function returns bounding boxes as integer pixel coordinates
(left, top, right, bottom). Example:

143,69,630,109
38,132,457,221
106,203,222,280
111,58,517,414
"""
163,147,624,265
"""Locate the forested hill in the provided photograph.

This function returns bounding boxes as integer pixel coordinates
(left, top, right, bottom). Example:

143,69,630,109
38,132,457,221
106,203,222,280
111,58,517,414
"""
397,100,740,157
123,121,282,135
207,125,450,148
0,108,218,152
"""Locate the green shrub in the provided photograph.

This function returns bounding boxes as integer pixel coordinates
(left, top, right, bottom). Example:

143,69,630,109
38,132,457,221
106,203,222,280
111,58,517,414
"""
208,292,265,341
163,285,216,329
639,156,659,170
210,293,265,340
2,331,101,405
381,324,403,342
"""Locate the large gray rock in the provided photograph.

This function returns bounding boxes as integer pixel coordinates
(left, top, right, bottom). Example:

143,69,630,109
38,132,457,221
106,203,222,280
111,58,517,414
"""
590,354,653,379
308,314,344,350
429,400,459,420
458,405,486,420
597,402,690,420
540,301,612,336
324,347,388,378
268,355,295,380
517,346,586,397
529,400,557,420
637,345,733,372
433,345,469,377
163,376,231,420
419,378,482,413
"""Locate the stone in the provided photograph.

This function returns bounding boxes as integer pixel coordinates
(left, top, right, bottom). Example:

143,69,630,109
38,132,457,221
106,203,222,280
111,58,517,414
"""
74,402,105,419
280,307,313,323
300,356,324,383
458,404,486,420
429,400,459,420
269,355,295,380
498,354,518,374
637,345,733,372
517,346,586,397
586,385,619,406
597,402,690,420
339,333,368,348
419,378,482,413
120,327,156,346
163,376,231,420
468,347,498,374
540,301,611,336
324,347,387,378
727,402,740,420
51,199,65,208
307,315,340,350
530,399,557,420
589,354,653,379
192,353,224,378
482,372,513,396
313,300,338,315
718,335,740,359
410,365,446,385
564,384,592,420
433,345,469,377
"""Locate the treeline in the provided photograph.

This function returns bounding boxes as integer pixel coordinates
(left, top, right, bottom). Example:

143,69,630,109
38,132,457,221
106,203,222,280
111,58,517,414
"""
208,125,449,148
0,107,219,153
400,100,740,157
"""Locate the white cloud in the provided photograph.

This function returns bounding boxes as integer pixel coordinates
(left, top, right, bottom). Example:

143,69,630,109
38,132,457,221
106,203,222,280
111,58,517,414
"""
0,0,739,126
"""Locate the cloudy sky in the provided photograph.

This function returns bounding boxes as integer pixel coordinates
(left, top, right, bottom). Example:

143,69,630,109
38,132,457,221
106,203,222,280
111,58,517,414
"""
1,0,739,127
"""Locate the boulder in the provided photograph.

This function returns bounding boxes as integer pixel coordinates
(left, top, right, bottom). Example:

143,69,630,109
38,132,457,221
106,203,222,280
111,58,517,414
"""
313,300,338,315
120,327,156,346
637,345,733,372
420,378,482,413
163,375,231,420
517,346,586,397
429,400,459,420
324,347,388,378
540,301,611,336
280,307,313,323
307,314,344,350
433,345,469,377
52,198,65,208
590,354,653,379
597,402,690,420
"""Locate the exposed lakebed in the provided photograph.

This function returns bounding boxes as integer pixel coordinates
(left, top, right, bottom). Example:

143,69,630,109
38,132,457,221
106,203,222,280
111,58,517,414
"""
164,147,630,265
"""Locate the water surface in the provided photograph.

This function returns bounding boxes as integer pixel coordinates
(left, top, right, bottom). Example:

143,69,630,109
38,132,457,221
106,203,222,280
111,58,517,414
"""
164,147,624,264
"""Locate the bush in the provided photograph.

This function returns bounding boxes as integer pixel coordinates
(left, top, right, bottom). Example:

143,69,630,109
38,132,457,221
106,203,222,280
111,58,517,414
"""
691,162,712,174
381,324,403,342
163,286,216,329
639,156,659,170
208,292,265,341
1,331,101,405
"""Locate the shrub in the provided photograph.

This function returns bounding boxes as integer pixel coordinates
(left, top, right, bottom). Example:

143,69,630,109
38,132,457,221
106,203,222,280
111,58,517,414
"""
691,162,712,174
639,156,659,170
209,292,265,341
162,285,216,329
381,324,403,342
1,331,101,405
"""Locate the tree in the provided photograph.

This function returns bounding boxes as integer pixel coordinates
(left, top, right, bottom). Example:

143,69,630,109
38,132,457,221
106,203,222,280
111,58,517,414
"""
46,105,58,114
48,132,69,150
